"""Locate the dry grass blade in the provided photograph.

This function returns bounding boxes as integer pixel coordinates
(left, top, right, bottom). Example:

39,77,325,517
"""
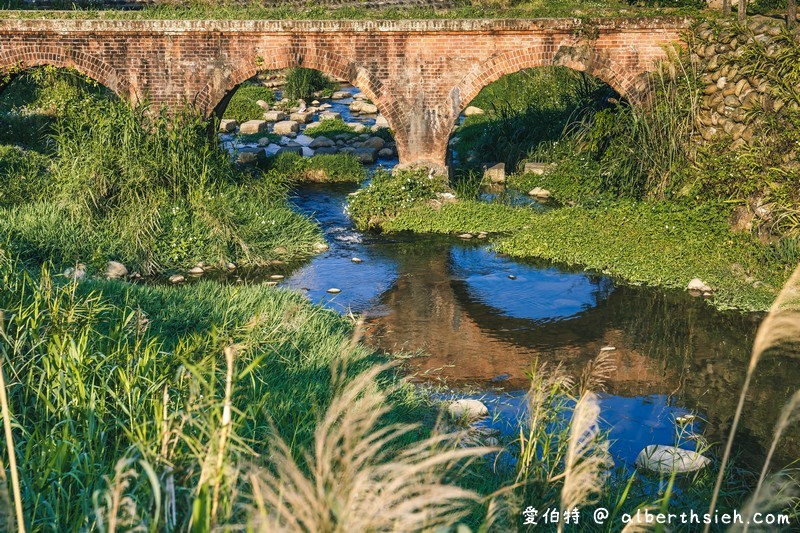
249,362,492,532
579,350,617,395
735,473,799,533
749,389,800,525
0,310,25,533
557,392,610,533
707,264,800,531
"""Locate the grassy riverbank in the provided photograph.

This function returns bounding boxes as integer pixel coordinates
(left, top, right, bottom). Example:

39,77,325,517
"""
375,196,789,311
0,68,324,276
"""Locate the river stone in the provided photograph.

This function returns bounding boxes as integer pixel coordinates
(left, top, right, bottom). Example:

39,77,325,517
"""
320,111,342,121
635,445,710,474
105,261,128,280
458,233,473,239
219,119,238,133
528,187,552,199
327,288,342,294
263,111,286,122
169,274,185,284
273,120,300,135
294,134,315,147
188,266,205,275
315,147,339,155
524,162,550,175
256,99,271,110
359,102,378,114
270,274,284,280
362,136,385,150
237,151,258,164
464,106,485,117
349,100,364,112
352,257,363,263
484,162,506,184
346,122,367,133
447,399,489,422
309,136,335,149
290,111,314,124
64,264,87,281
313,242,330,253
687,278,712,292
311,99,320,105
373,115,390,129
353,148,378,164
378,148,394,158
226,262,237,271
276,146,303,156
331,91,352,100
239,120,269,134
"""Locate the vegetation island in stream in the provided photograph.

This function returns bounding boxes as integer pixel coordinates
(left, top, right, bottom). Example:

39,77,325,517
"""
1,2,800,531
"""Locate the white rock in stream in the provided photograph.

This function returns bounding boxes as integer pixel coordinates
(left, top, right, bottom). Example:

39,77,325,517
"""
105,261,128,280
687,278,713,293
635,445,710,474
447,399,489,422
64,264,87,281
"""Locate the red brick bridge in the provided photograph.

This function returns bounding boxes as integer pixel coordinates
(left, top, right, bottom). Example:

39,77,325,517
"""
0,17,689,171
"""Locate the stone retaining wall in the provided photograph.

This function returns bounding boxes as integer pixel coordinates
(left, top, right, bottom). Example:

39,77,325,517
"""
692,15,800,150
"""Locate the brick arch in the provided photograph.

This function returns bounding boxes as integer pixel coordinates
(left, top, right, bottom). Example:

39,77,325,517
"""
451,46,640,116
440,45,647,164
197,46,402,135
0,46,127,99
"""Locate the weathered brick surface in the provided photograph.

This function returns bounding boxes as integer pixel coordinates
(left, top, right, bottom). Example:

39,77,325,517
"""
0,17,689,168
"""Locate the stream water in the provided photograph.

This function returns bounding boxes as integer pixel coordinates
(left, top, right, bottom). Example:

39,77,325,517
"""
226,85,799,469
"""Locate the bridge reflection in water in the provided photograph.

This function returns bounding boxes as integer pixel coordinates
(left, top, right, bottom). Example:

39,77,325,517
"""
362,238,798,467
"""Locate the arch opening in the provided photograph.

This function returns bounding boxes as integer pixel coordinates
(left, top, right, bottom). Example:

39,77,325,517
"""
214,67,399,178
446,65,621,203
0,65,118,152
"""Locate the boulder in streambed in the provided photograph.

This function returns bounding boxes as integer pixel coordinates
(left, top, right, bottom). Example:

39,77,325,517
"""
484,163,505,184
309,136,335,149
635,445,710,474
447,399,489,423
464,106,485,117
105,261,129,280
263,111,286,122
528,187,552,199
219,119,238,133
273,120,300,135
169,274,185,284
239,120,269,134
63,264,87,281
687,278,713,293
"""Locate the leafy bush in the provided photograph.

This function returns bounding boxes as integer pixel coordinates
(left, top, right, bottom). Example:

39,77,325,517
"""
0,66,114,150
0,99,321,274
223,83,276,123
0,145,51,207
265,152,366,182
348,168,448,229
283,68,336,100
305,117,359,138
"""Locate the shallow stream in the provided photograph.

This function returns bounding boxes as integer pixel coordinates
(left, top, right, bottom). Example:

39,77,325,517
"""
225,86,799,469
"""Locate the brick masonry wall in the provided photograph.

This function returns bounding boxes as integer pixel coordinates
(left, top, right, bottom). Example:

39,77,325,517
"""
0,17,689,168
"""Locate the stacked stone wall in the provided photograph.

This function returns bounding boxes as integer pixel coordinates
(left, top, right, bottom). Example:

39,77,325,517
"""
692,15,800,150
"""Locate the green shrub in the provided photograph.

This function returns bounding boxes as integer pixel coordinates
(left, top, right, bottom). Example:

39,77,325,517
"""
0,100,322,274
305,117,358,138
264,152,366,182
0,65,114,150
0,145,51,207
283,68,336,100
348,168,448,229
223,83,276,123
